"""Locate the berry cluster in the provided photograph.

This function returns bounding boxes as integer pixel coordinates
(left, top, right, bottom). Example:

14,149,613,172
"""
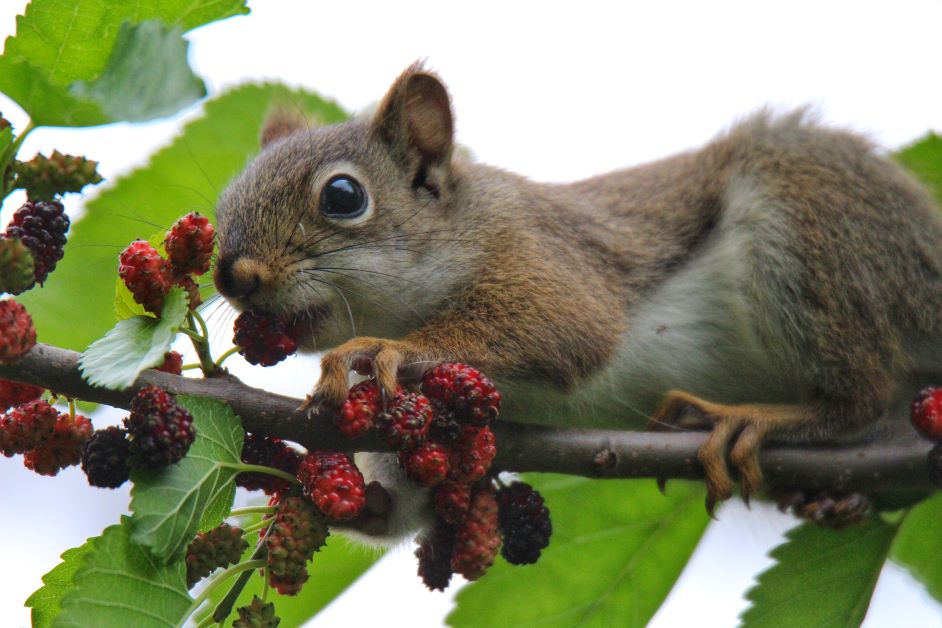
496,481,552,565
0,398,93,477
124,386,195,468
0,299,36,363
3,199,70,285
118,212,215,314
296,451,367,521
185,522,248,588
155,350,184,375
237,433,301,495
233,596,280,628
331,363,507,586
331,362,551,587
233,310,300,367
13,150,103,202
911,387,942,487
0,379,43,411
264,494,329,595
81,426,131,488
0,237,35,295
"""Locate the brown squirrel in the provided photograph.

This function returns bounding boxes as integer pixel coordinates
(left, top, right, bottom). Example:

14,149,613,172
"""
213,63,942,539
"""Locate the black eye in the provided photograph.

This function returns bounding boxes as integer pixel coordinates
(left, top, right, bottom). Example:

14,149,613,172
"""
320,175,367,219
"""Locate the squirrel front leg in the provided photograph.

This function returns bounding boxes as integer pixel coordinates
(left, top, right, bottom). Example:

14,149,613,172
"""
306,334,452,409
307,264,624,410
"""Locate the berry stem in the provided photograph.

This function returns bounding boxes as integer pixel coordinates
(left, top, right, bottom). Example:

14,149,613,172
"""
214,346,240,367
180,362,202,371
191,308,211,339
240,519,270,535
179,558,266,628
223,462,298,485
178,326,203,342
185,312,222,377
229,505,276,518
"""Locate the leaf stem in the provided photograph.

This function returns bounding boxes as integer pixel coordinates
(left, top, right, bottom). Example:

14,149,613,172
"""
178,326,203,342
229,505,276,518
9,120,35,157
191,308,211,340
223,462,298,485
179,559,265,628
214,346,240,367
211,526,272,623
0,119,35,198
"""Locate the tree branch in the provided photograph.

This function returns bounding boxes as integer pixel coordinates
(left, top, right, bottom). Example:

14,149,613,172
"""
0,343,934,496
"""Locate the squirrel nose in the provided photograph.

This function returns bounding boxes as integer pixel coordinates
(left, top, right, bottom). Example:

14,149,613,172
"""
214,255,261,300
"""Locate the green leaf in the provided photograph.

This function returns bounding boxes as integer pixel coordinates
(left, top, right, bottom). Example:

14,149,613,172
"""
741,519,897,627
20,83,346,351
70,20,206,123
449,476,709,628
193,536,382,627
25,544,93,628
130,395,244,562
50,517,192,628
0,0,249,126
891,493,942,604
114,276,148,320
895,132,942,204
78,287,188,389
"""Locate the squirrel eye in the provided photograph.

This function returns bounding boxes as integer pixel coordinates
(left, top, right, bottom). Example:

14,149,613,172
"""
320,175,367,219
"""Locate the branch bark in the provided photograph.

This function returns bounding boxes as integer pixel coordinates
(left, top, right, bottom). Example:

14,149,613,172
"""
0,343,934,496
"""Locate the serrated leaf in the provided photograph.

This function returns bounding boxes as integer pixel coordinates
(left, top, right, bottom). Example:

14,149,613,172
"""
0,0,249,127
20,84,346,351
891,493,942,604
25,544,93,628
895,133,942,204
130,395,244,562
449,476,709,628
114,276,148,320
50,517,192,628
193,536,382,627
70,20,206,122
740,519,897,627
79,287,188,389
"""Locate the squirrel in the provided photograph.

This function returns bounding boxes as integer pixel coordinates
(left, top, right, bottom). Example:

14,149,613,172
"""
213,62,942,542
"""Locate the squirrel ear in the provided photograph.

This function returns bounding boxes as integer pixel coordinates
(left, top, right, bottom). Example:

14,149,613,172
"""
260,106,308,148
372,63,454,165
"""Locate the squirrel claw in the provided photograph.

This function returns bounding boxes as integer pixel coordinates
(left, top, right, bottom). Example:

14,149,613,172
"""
773,489,872,529
654,390,799,516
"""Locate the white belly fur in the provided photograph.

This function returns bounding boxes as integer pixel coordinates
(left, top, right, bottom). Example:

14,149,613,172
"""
500,179,813,429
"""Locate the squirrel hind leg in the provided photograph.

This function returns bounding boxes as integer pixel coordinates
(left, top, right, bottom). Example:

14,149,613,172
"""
651,390,820,516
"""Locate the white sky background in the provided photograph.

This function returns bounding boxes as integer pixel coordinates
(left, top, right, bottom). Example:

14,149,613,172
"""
2,1,942,626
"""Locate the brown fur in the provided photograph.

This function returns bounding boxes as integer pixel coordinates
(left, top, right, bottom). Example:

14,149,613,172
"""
215,64,942,513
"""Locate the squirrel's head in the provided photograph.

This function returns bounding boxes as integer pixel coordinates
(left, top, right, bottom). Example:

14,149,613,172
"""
214,63,469,350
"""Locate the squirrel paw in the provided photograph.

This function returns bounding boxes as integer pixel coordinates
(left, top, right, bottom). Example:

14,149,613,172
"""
773,489,872,529
651,390,807,516
307,337,430,410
